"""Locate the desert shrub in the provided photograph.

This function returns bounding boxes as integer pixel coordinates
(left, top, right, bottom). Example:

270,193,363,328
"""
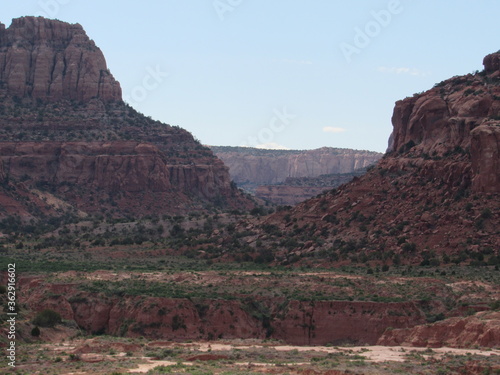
32,309,62,328
481,208,492,219
31,326,41,337
402,242,417,252
171,315,186,331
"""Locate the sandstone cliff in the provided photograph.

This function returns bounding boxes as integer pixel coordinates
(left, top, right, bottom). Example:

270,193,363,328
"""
211,146,382,189
0,17,253,218
211,146,381,205
22,276,426,346
0,17,121,103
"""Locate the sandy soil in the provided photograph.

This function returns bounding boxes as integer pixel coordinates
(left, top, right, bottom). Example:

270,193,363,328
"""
124,341,500,373
194,343,500,363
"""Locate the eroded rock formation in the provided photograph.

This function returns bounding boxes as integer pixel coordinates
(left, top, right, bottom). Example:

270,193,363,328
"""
0,17,121,103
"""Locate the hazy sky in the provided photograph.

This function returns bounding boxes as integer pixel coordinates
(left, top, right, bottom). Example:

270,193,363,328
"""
1,1,499,152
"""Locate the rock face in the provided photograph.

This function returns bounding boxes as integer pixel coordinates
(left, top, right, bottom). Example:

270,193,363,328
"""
22,277,425,346
0,141,242,215
390,51,500,192
378,311,500,348
0,17,252,218
484,52,500,74
255,172,367,205
211,147,382,189
470,123,500,193
0,17,121,103
211,146,381,204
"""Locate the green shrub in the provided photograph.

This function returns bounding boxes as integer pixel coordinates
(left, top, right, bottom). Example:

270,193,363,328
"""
171,315,186,331
490,300,500,311
481,208,492,219
31,326,41,337
402,242,417,252
32,309,62,328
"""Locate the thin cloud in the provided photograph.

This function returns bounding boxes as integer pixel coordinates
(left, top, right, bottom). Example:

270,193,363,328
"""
377,66,431,77
323,127,346,134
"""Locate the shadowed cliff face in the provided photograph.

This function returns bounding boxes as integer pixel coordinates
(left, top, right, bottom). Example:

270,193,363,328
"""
0,17,253,219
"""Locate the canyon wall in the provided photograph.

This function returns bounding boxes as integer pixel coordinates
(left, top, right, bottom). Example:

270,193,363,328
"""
23,277,426,346
211,146,382,188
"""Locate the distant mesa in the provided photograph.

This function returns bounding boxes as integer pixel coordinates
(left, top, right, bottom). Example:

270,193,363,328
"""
210,146,383,205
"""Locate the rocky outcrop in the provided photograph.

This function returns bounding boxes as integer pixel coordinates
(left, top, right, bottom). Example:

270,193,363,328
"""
255,171,367,205
390,52,500,190
484,52,500,74
0,17,121,103
378,311,500,348
211,147,382,190
470,122,500,193
272,300,425,346
211,146,381,204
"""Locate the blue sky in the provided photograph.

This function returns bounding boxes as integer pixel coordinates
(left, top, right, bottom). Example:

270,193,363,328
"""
1,1,499,152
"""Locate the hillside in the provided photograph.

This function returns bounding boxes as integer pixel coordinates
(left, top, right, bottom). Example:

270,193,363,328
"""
0,17,253,221
205,52,500,266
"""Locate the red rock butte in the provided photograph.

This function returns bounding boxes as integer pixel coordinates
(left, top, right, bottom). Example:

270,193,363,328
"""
0,17,121,103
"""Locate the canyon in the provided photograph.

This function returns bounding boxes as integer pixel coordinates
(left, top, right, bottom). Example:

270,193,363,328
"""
0,16,499,375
